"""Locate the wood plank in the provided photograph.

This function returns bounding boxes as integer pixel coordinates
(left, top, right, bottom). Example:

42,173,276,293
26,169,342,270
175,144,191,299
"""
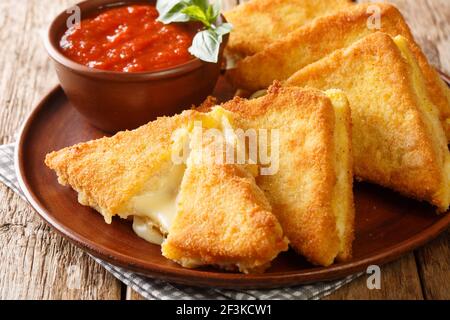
415,231,450,300
325,254,423,300
0,0,122,299
126,287,146,300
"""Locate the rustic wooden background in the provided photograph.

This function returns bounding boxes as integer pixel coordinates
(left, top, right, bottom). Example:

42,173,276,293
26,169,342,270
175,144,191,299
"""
0,0,448,299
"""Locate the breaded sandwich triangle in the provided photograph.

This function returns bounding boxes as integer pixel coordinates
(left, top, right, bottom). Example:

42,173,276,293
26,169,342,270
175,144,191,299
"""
228,3,450,139
45,108,288,272
224,0,353,57
286,32,450,212
199,84,355,266
162,127,288,273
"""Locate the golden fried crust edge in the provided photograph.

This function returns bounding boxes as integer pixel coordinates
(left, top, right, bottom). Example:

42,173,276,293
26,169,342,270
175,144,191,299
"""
44,111,197,219
162,162,289,273
286,32,448,209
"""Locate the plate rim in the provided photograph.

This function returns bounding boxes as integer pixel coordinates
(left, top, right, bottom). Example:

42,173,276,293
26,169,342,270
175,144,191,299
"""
14,74,450,289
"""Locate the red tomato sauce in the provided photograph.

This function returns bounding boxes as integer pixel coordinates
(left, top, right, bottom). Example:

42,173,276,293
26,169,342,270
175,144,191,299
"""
59,4,196,72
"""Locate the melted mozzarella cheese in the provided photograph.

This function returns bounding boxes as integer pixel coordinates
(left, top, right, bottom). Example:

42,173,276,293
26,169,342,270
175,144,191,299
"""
132,216,164,245
126,108,240,245
125,164,185,244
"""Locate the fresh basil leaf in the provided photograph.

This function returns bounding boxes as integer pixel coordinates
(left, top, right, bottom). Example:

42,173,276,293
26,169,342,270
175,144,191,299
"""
181,5,210,27
192,0,209,12
188,29,221,63
213,22,233,36
156,0,190,24
210,0,221,22
206,5,216,24
156,0,231,63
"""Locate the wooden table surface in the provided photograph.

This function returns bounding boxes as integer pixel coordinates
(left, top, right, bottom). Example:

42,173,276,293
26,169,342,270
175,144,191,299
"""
0,0,449,300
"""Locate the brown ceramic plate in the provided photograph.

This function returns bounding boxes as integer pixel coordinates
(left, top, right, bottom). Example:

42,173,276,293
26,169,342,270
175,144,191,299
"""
15,74,450,289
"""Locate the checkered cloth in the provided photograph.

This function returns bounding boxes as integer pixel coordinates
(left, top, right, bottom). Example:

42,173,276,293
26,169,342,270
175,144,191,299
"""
0,142,361,299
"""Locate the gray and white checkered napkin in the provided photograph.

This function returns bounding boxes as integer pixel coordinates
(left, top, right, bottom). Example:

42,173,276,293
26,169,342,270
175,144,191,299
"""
0,142,361,299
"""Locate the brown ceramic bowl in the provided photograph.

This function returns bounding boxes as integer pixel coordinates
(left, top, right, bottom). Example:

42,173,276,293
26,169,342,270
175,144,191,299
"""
45,0,228,132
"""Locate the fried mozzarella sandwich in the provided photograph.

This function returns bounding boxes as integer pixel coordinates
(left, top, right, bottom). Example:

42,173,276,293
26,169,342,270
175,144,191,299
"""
45,108,289,273
228,3,450,140
46,84,356,269
199,84,355,266
224,0,353,57
286,32,450,212
162,126,289,272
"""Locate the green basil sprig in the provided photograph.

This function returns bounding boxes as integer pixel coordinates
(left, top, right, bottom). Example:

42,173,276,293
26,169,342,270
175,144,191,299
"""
156,0,232,63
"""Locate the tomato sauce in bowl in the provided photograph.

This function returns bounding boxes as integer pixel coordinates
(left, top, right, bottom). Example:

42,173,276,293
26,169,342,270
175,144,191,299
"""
59,4,197,72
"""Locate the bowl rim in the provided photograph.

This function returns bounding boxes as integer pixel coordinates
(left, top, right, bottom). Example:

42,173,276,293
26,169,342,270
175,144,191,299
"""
45,0,226,81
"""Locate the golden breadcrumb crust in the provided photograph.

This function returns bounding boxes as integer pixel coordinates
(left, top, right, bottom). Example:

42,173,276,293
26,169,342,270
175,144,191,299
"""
326,90,355,261
46,107,289,272
162,134,289,273
338,104,354,261
228,3,450,140
224,0,353,57
286,32,450,212
45,111,197,222
201,84,353,266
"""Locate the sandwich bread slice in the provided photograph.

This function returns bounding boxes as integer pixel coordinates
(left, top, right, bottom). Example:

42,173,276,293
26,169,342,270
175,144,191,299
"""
162,124,289,273
228,3,450,140
224,0,353,57
199,84,355,266
45,108,288,272
286,32,450,212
